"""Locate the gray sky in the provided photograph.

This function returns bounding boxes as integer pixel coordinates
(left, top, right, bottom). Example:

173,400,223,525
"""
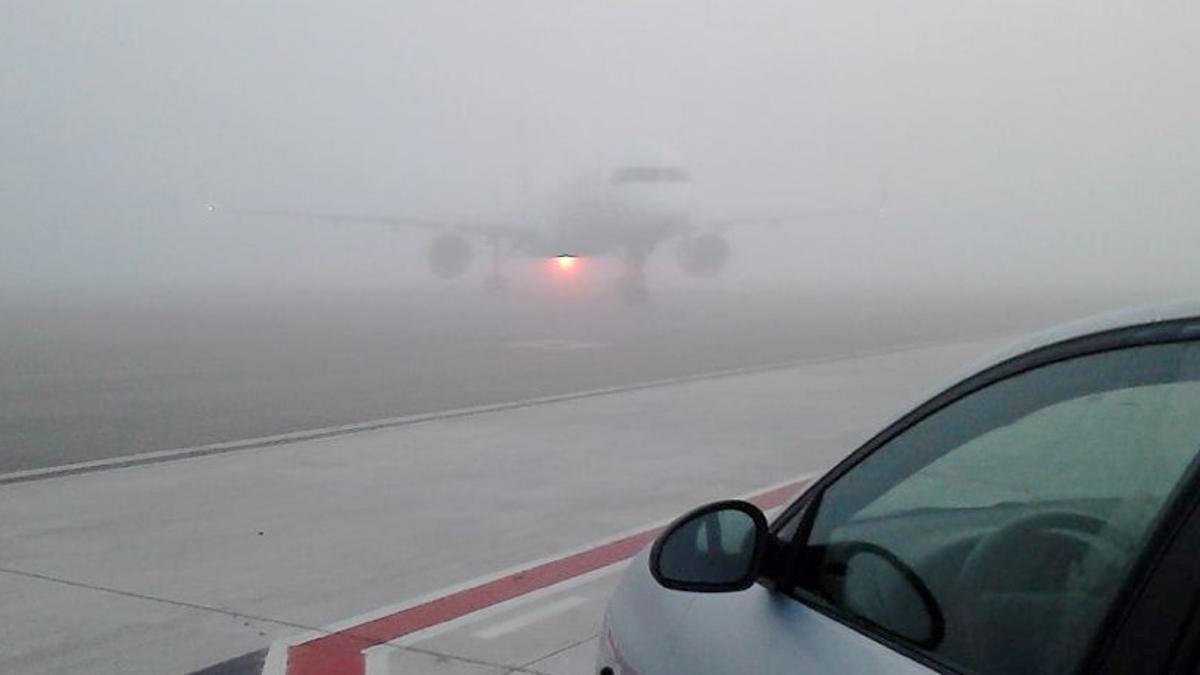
3,1,1198,294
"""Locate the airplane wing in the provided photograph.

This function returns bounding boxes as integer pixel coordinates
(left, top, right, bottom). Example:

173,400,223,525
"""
207,204,536,240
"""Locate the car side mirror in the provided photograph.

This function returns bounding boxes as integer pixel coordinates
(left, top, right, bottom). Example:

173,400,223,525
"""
649,500,769,593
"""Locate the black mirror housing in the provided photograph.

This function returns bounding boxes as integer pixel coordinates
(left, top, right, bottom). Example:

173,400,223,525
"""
649,500,770,593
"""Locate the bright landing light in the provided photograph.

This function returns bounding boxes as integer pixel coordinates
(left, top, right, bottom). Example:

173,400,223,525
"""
554,255,579,271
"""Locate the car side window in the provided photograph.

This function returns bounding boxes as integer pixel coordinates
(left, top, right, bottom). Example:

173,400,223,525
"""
793,340,1200,675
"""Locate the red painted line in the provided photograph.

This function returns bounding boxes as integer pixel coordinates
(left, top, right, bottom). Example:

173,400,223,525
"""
284,477,813,675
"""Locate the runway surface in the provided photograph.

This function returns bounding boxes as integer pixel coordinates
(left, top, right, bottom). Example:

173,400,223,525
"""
0,334,1046,674
0,286,1164,674
0,286,1134,474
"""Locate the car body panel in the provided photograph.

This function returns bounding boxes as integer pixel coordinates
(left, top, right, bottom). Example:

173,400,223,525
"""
672,582,936,675
601,554,934,675
600,549,694,674
600,301,1200,675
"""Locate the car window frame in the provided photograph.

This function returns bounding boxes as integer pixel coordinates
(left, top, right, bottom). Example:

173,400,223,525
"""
765,316,1200,674
1097,463,1200,675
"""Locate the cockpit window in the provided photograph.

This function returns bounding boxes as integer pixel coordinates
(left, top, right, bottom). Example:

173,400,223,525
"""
610,166,691,184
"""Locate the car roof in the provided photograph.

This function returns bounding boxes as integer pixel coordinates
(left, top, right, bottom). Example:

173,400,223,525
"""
899,299,1200,423
979,298,1200,372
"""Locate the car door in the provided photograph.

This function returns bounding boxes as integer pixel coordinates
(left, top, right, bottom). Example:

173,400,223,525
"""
670,323,1200,674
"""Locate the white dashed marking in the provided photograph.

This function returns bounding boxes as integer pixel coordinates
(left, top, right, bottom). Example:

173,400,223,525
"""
471,595,590,640
504,339,609,351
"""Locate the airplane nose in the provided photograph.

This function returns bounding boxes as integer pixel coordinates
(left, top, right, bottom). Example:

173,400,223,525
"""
616,184,691,225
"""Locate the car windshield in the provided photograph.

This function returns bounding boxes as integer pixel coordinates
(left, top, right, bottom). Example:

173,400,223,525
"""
4,3,1198,674
800,340,1200,674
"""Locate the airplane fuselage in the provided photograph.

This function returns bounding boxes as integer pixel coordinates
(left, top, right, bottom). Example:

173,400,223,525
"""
527,163,695,259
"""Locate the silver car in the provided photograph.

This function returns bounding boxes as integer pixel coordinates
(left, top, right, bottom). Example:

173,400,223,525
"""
599,302,1200,674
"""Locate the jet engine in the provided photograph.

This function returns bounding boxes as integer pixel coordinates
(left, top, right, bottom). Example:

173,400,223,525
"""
676,233,730,278
428,233,473,278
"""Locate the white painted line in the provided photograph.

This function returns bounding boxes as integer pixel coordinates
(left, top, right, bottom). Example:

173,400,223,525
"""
360,570,615,675
3,337,958,486
394,561,627,647
505,339,609,350
363,643,392,675
472,595,589,640
327,470,818,643
260,638,290,675
260,470,822,675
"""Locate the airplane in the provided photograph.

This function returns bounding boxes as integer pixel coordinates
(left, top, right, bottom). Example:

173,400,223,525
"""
208,149,884,303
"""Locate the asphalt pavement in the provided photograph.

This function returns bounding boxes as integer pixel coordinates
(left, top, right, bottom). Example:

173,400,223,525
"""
0,286,1153,674
1,337,1001,674
0,286,1127,474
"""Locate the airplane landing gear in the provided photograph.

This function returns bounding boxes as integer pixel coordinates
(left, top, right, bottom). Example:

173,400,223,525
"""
617,245,651,304
483,236,509,296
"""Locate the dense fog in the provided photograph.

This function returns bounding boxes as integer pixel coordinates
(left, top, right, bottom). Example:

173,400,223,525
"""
6,7,1200,673
4,1,1198,297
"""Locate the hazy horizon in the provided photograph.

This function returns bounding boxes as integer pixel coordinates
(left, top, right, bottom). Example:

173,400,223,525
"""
4,1,1198,297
